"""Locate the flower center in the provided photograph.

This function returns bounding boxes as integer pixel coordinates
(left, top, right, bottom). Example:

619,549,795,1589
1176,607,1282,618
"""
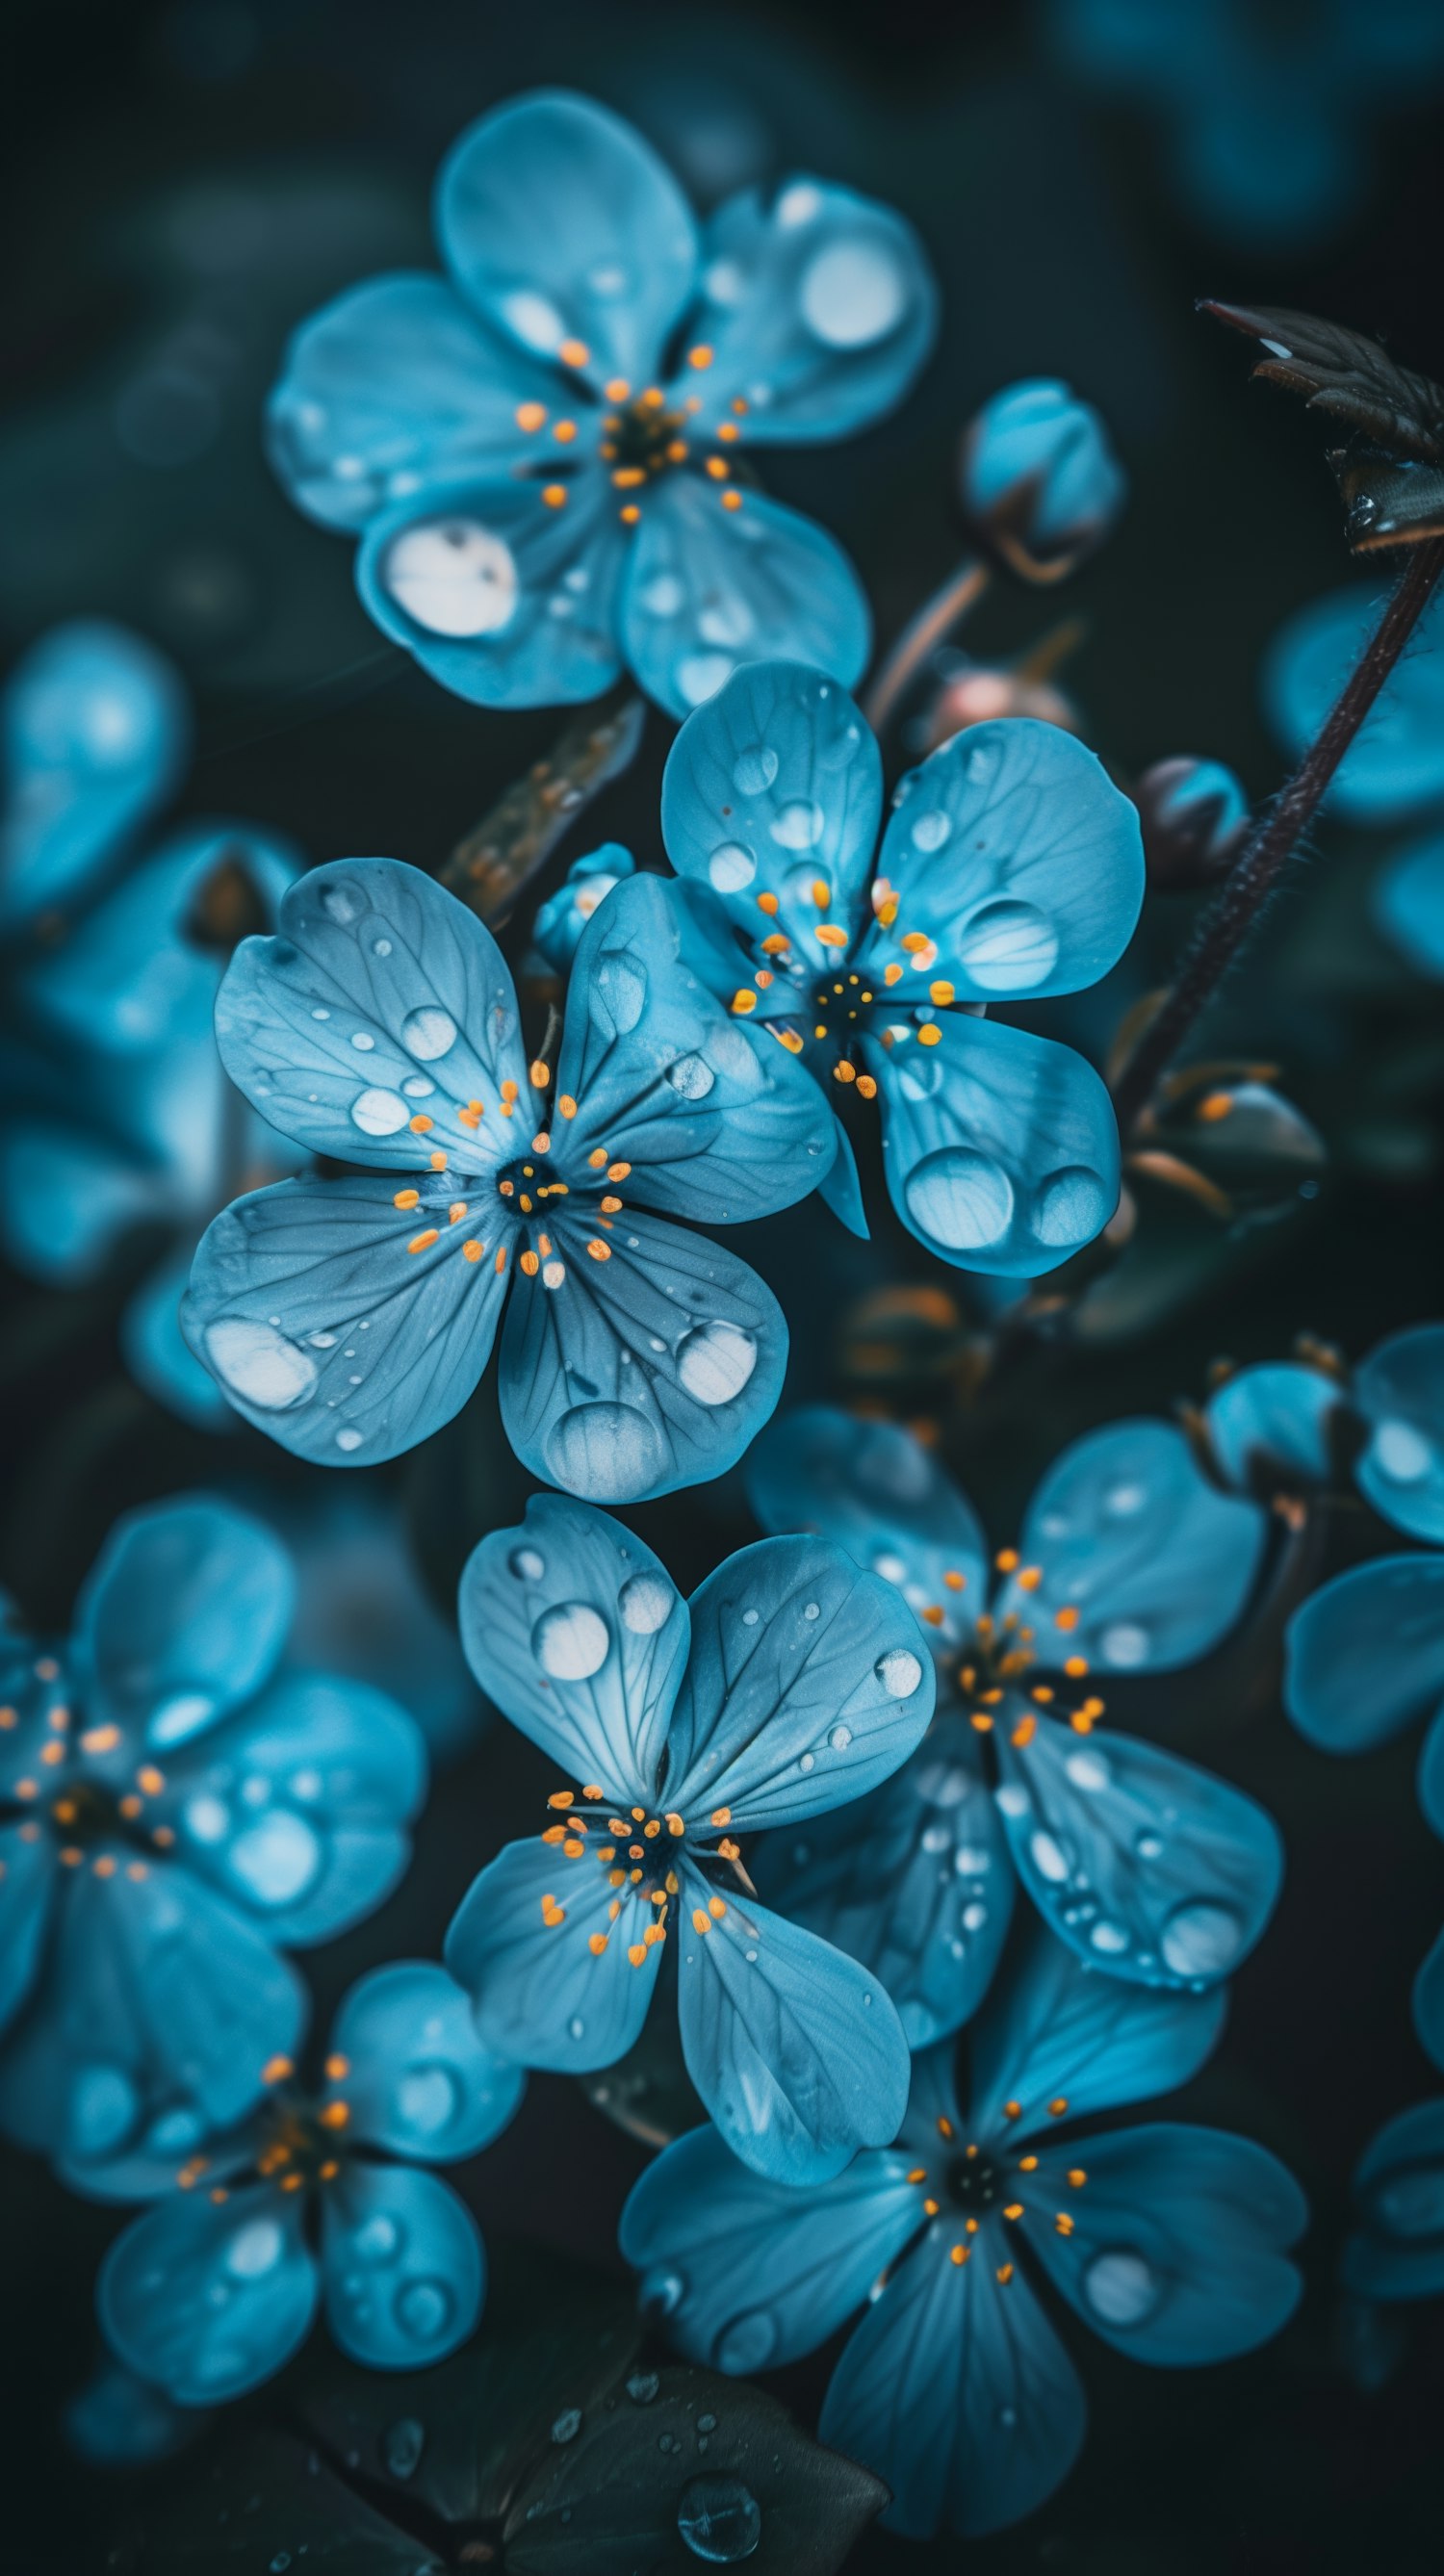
905,2107,1087,2279
535,1784,741,1966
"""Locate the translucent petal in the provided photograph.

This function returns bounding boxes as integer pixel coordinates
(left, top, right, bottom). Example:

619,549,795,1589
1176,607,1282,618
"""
1354,1324,1444,1543
266,272,556,530
1203,1360,1341,1493
659,660,882,967
1376,833,1444,980
1026,2123,1305,2360
1000,1417,1268,1670
98,2181,317,2405
1263,580,1444,824
619,2124,920,2368
497,1205,787,1505
321,2161,484,2368
0,621,186,932
817,1115,869,1236
664,1533,935,1832
74,1494,294,1747
1343,2099,1444,2299
684,178,938,443
967,1922,1225,2147
675,1871,911,2182
215,856,528,1172
435,90,699,390
620,484,870,721
819,2230,1087,2538
444,1834,661,2072
862,721,1144,1000
457,1493,687,1798
869,1012,1121,1279
323,1961,524,2160
182,1172,512,1468
1284,1558,1444,1753
529,841,637,975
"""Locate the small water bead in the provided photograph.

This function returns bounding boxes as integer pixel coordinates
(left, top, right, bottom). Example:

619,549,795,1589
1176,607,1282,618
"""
396,2065,460,2136
384,519,520,638
995,1783,1031,1819
1065,1749,1111,1793
872,1550,909,1584
732,745,779,795
322,885,359,924
801,236,907,348
350,1031,375,1050
1082,2249,1160,2327
509,1546,546,1582
956,898,1059,992
336,1429,363,1453
677,2475,762,2563
676,1322,758,1406
395,2280,451,2344
226,2219,286,2280
667,1052,716,1099
828,1723,853,1750
1100,1622,1149,1668
373,938,393,957
351,1086,411,1137
1371,1418,1433,1483
640,571,685,617
1134,1831,1164,1860
626,2370,660,2405
354,2213,401,2262
204,1317,318,1410
1104,1481,1147,1516
1159,1898,1244,1979
798,1752,814,1772
1032,1166,1111,1250
741,1609,760,1627
910,808,951,853
708,842,755,893
875,1646,922,1697
1030,1830,1070,1884
620,1570,675,1635
678,653,735,708
768,798,825,851
551,2409,581,2444
568,2015,585,2041
905,1147,1015,1252
228,1809,322,1906
383,2418,425,2481
1089,1919,1130,1954
400,1075,434,1098
546,1401,668,1500
698,2412,717,2434
400,1006,457,1061
533,1601,610,1682
311,1008,331,1020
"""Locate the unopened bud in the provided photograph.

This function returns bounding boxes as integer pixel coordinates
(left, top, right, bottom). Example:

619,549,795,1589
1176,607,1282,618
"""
958,379,1125,582
1135,758,1251,889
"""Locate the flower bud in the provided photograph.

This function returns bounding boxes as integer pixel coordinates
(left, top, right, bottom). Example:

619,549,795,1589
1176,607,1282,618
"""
1135,758,1251,889
917,655,1080,757
958,378,1125,581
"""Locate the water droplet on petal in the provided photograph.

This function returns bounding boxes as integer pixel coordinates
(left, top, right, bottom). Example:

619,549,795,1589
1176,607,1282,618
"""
1032,1166,1110,1249
226,2218,286,2279
732,746,779,795
800,239,907,348
400,1007,457,1061
640,571,685,617
1099,1622,1149,1668
667,1052,716,1100
676,1321,758,1406
353,2213,401,2262
68,2066,139,2159
336,1428,363,1453
626,2369,660,2403
1083,2248,1160,2325
716,2311,777,2371
350,1030,375,1051
875,1646,922,1697
384,519,519,638
1029,1830,1070,1883
1134,1830,1164,1860
546,1402,668,1501
1371,1418,1434,1484
533,1601,611,1681
1159,1899,1244,1979
828,1723,853,1750
620,1571,675,1635
905,1147,1015,1251
204,1317,318,1411
509,1546,545,1582
396,2066,459,2136
677,2473,763,2563
1065,1749,1111,1792
910,808,950,853
640,2267,685,2318
227,1810,322,1906
551,2409,581,2444
678,652,734,708
322,885,359,924
1089,1919,1130,1954
383,2417,425,2480
396,2278,452,2342
957,898,1060,992
768,799,824,850
707,842,756,893
351,1086,412,1136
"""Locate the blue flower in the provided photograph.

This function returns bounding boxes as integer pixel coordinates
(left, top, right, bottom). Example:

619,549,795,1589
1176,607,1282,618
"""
744,1406,1281,2041
92,1960,522,2404
529,840,638,978
958,379,1126,581
655,658,1144,1274
621,1921,1306,2537
181,854,834,1497
1263,580,1444,825
444,1490,935,2181
1342,2098,1444,2306
0,1496,425,2175
0,621,303,1429
267,90,937,719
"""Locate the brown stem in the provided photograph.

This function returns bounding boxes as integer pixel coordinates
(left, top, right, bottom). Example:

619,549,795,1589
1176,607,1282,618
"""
862,555,992,738
1112,536,1444,1137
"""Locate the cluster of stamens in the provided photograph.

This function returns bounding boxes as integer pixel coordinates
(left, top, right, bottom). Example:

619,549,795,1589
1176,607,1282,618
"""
171,2053,353,2204
535,1785,741,1966
906,2110,1089,2281
0,1676,175,1884
391,1056,636,1289
928,1552,1106,1743
723,874,962,1088
510,344,749,526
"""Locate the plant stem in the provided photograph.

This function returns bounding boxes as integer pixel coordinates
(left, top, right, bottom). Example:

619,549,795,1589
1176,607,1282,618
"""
1111,536,1444,1138
863,555,991,738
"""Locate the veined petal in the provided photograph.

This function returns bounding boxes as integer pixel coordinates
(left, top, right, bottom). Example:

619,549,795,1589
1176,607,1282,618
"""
1025,2124,1305,2362
323,1961,524,2160
458,1493,687,1796
356,470,626,708
745,1404,989,1657
995,1716,1282,1990
757,1715,1014,2047
861,721,1143,1000
497,1205,787,1505
967,1922,1225,2146
267,272,557,530
0,1821,56,2041
819,2230,1087,2538
161,1675,425,1945
1376,833,1444,980
869,1012,1121,1278
658,659,882,964
620,483,871,721
444,1836,661,2072
1000,1417,1268,1671
554,870,836,1222
74,1494,294,1749
1343,2099,1444,2301
620,2124,921,2369
321,2162,484,2368
435,90,699,391
0,620,186,933
182,1172,512,1467
818,1115,869,1236
530,840,637,976
1203,1360,1342,1494
675,1873,911,2182
664,1533,935,1831
685,178,938,443
214,856,528,1171
1284,1558,1444,1753
1354,1324,1444,1544
98,2182,317,2405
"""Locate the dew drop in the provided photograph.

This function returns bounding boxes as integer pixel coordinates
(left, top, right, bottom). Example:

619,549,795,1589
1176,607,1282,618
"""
353,2213,400,2262
533,1601,610,1682
545,1402,668,1500
677,2473,762,2563
401,1075,434,1098
957,898,1060,992
627,2369,660,2403
828,1723,853,1750
1099,1622,1149,1668
640,571,685,617
678,652,734,707
667,1052,716,1100
741,1609,760,1627
204,1317,318,1411
383,2418,425,2480
905,1147,1015,1251
768,799,824,850
227,1810,322,1906
1371,1418,1433,1484
322,885,359,924
676,1321,758,1406
350,1086,411,1136
396,2066,460,2136
1089,1919,1130,1954
1083,2248,1160,2326
707,841,756,893
384,519,519,638
732,745,779,795
551,2409,581,2444
226,2218,285,2280
68,2066,139,2159
620,1570,675,1635
800,238,907,348
396,2278,452,2342
1159,1899,1244,1979
875,1646,922,1697
509,1546,545,1583
336,1428,363,1453
910,808,950,853
1032,1166,1110,1249
373,937,392,957
350,1030,375,1050
1134,1831,1164,1860
1029,1830,1070,1884
1065,1749,1111,1792
400,1007,457,1061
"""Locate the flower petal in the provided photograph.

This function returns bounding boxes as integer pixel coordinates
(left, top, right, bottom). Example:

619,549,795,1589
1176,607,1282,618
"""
497,1205,787,1505
322,2161,484,2368
267,272,557,530
121,1245,239,1432
1284,1558,1444,1753
1264,580,1444,825
0,1821,56,2041
675,1874,911,2182
554,869,837,1222
658,659,882,964
862,721,1143,1001
323,1961,524,2161
817,1116,869,1236
1203,1360,1341,1493
620,2123,921,2369
435,90,698,390
620,484,871,720
745,1403,989,1657
457,1493,687,1796
664,1533,935,1831
530,840,638,975
995,1716,1282,1989
967,1922,1225,2145
183,1172,512,1467
685,178,938,443
1,620,186,933
98,2182,317,2405
999,1417,1268,1670
1418,1707,1444,1843
161,1674,425,1945
757,1714,1014,2047
215,856,528,1172
444,1835,661,2072
356,471,627,708
74,1495,295,1748
0,1119,168,1286
1376,833,1444,980
1025,2123,1305,2361
1343,2099,1444,2300
869,1011,1121,1278
1354,1323,1444,1543
819,2231,1087,2538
